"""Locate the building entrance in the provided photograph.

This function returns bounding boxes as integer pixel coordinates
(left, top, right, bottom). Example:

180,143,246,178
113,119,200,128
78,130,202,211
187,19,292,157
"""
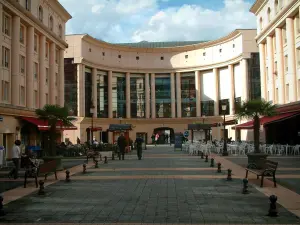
152,127,174,144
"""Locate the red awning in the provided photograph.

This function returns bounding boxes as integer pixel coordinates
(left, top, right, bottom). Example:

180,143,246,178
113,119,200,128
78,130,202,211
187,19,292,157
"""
22,117,77,131
232,112,300,130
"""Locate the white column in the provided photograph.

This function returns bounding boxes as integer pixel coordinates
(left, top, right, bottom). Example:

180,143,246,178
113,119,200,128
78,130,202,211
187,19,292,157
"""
49,42,56,104
77,64,85,117
59,49,64,107
176,72,181,118
241,59,249,102
151,73,156,119
39,35,46,107
266,36,275,102
11,16,20,105
126,72,131,118
145,73,150,118
275,28,285,104
108,71,113,118
228,64,235,115
170,72,176,118
92,68,97,117
195,71,201,117
26,26,34,108
213,68,219,116
259,43,267,100
286,18,297,102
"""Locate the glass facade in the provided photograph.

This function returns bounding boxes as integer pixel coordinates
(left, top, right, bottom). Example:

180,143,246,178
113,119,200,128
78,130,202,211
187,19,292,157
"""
97,70,108,118
112,74,126,118
201,101,214,116
155,77,171,118
248,53,261,100
64,58,77,116
181,74,196,117
85,70,92,117
130,76,145,118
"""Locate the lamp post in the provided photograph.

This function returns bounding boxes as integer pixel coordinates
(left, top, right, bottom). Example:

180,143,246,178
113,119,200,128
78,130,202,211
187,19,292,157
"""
90,103,95,145
222,103,228,156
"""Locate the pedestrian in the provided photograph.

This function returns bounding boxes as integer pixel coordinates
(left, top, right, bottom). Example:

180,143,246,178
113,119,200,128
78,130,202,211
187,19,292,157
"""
117,132,127,160
135,135,144,160
155,133,159,146
9,140,21,179
151,133,155,144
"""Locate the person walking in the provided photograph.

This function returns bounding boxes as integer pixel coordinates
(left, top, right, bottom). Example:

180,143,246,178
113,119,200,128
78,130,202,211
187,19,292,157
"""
117,132,127,160
135,135,144,160
9,140,21,179
155,133,159,146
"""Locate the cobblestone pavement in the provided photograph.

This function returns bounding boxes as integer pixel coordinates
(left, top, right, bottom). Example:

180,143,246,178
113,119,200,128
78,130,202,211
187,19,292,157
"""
0,146,300,224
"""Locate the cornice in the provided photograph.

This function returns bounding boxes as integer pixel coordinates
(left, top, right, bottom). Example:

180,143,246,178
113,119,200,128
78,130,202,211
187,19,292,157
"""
78,29,252,53
250,0,267,15
2,0,69,48
80,53,245,73
255,0,299,43
48,0,72,22
0,104,35,117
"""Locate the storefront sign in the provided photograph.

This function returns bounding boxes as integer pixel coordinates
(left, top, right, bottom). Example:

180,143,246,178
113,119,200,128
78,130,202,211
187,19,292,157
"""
174,133,183,151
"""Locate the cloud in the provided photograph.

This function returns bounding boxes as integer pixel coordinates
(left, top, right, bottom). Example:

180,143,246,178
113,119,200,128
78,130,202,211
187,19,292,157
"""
60,0,256,43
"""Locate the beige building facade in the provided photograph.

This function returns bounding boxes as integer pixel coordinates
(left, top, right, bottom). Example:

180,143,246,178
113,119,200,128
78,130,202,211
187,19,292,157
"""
64,29,261,144
0,0,71,158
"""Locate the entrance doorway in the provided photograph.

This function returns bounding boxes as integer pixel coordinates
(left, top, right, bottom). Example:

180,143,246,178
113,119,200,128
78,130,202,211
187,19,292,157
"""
153,127,174,144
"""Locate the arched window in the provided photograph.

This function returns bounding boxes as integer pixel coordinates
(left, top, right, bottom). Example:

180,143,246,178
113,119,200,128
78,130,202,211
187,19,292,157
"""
38,6,43,22
259,17,263,31
274,0,279,14
49,16,53,31
58,24,62,38
267,7,271,22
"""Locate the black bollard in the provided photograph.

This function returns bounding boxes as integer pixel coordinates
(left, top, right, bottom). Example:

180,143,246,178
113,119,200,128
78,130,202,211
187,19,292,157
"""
268,195,278,217
217,162,221,173
205,155,208,162
201,152,204,159
0,195,5,216
210,158,214,167
83,164,86,173
104,156,108,164
112,153,115,160
242,178,249,194
95,160,99,168
227,169,232,181
66,170,70,182
38,180,45,195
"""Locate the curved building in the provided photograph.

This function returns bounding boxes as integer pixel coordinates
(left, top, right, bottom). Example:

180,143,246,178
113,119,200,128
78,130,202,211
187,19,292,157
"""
64,29,260,144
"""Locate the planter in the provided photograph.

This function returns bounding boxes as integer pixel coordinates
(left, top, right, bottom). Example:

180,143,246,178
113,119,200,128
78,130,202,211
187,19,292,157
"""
246,153,268,169
42,156,64,171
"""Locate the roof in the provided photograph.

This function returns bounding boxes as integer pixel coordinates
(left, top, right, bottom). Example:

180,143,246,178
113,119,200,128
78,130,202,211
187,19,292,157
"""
115,41,208,48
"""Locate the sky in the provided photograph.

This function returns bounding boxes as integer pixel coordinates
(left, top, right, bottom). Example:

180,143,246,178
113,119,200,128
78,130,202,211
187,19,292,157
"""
60,0,257,43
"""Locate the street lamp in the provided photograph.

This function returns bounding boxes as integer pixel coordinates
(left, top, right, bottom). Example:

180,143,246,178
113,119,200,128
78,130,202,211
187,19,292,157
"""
90,103,95,145
222,103,228,156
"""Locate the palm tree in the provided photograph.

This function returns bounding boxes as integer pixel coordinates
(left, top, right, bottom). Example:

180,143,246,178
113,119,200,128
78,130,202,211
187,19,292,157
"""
36,105,75,156
235,99,277,153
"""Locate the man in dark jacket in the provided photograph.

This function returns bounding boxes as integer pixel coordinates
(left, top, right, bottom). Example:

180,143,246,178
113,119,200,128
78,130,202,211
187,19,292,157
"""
117,132,127,160
135,136,144,160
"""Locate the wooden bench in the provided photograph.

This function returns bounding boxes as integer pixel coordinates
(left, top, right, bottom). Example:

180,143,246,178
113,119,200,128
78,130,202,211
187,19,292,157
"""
245,159,278,187
24,160,58,188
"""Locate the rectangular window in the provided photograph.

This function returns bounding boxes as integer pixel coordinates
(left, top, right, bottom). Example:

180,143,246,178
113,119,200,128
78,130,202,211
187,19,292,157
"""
55,49,59,64
3,14,11,36
34,90,38,108
45,93,49,104
201,100,215,116
2,47,10,68
34,62,38,80
285,55,288,72
274,61,278,79
20,86,25,105
34,34,38,52
20,25,25,43
286,84,289,102
45,68,49,84
55,73,58,86
276,88,279,103
20,55,25,74
2,81,9,101
45,42,49,58
283,28,287,44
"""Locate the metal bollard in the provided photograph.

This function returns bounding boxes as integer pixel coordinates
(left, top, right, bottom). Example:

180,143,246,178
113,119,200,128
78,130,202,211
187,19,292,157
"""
83,164,86,173
65,170,71,182
95,160,99,168
217,162,221,173
210,158,214,167
0,195,5,216
205,155,208,162
242,178,249,194
104,156,108,164
112,153,115,160
227,169,232,181
38,180,45,195
201,152,204,159
268,195,278,217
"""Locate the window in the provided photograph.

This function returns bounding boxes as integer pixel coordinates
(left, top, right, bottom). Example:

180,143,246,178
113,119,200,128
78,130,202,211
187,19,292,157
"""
259,17,263,31
118,55,121,58
2,47,10,68
2,81,9,101
3,14,11,36
201,101,214,116
89,48,91,52
58,24,62,38
286,84,289,102
219,49,222,53
283,27,287,44
185,55,188,59
34,90,38,108
55,73,58,86
38,6,43,22
267,7,271,22
102,52,105,56
233,44,235,48
45,93,48,104
34,34,38,52
34,62,38,80
20,25,25,43
20,86,25,105
45,42,49,58
25,0,31,11
49,16,53,31
203,52,206,56
55,49,59,63
46,68,49,85
285,55,288,72
136,56,139,60
160,56,164,60
275,88,279,103
274,61,278,78
55,96,58,104
20,55,25,74
274,0,279,14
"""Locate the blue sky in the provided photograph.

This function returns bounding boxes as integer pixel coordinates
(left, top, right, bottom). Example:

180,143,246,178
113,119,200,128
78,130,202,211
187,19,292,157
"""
60,0,257,43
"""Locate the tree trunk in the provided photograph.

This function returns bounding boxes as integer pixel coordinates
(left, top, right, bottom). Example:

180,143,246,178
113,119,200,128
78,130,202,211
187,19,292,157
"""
49,124,57,156
253,115,260,153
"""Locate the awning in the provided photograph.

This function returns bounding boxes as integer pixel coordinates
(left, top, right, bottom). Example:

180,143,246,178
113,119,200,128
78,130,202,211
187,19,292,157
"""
188,124,212,130
22,117,77,131
87,126,102,131
108,124,132,131
232,112,300,130
212,120,237,127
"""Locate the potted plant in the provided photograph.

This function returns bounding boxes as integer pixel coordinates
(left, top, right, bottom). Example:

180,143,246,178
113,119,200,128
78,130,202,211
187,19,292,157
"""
36,104,75,170
235,99,276,169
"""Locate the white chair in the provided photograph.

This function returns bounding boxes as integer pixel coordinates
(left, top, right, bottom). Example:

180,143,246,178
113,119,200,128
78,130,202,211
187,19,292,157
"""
292,145,300,155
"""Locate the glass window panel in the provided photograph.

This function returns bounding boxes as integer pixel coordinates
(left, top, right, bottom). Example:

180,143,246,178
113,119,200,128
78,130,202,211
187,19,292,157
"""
155,77,171,118
201,100,214,116
181,75,196,117
85,71,92,117
130,76,145,118
97,71,108,118
112,75,126,118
